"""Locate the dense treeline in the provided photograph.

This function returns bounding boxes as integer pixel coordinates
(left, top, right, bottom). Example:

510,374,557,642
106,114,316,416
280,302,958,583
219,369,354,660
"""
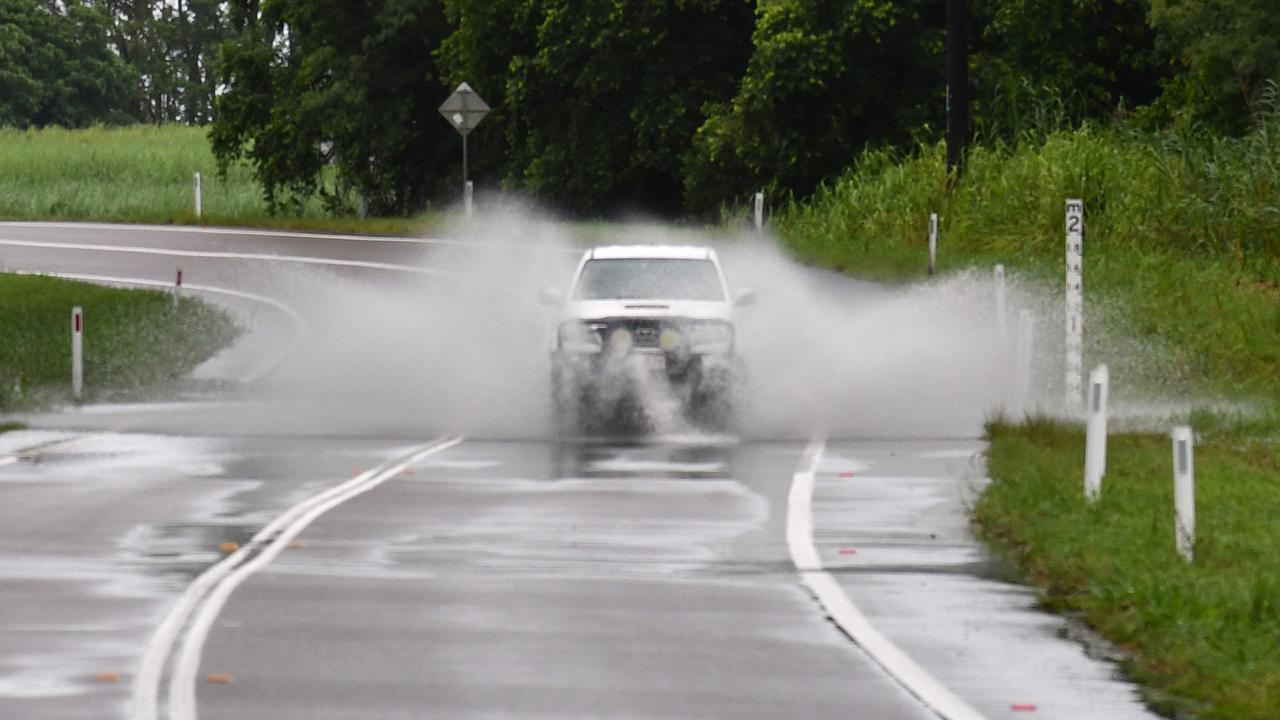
3,0,1279,215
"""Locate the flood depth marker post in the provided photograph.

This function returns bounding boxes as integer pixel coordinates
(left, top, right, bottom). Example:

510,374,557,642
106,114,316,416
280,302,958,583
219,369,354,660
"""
1084,364,1109,502
71,306,83,400
1172,426,1195,562
1064,199,1084,408
928,213,939,276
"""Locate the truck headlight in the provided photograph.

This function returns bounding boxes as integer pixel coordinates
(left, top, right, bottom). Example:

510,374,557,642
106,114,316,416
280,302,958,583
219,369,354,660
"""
558,322,605,353
687,321,734,353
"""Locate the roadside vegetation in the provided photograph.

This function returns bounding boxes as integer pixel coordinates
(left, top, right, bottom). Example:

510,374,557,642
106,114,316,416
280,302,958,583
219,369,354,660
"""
0,273,238,409
775,112,1280,719
0,125,437,234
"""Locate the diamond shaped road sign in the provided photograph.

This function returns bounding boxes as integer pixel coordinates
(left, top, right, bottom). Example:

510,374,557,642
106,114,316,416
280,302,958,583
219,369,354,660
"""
439,82,489,136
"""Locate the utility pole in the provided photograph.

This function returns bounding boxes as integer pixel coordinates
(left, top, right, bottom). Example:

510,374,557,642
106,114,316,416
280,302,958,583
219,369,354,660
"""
946,0,969,177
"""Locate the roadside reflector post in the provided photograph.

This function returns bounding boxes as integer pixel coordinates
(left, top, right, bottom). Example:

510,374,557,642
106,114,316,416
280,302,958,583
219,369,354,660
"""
753,191,764,234
173,267,183,309
464,180,474,218
994,263,1008,337
928,212,939,276
1064,198,1084,409
1083,364,1109,502
71,306,83,401
194,172,202,218
358,192,367,220
1172,426,1195,562
1013,309,1035,412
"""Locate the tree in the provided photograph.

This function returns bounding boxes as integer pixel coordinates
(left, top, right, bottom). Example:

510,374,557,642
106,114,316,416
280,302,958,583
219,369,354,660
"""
683,0,944,213
211,0,456,214
0,0,135,127
1149,0,1280,134
439,0,755,215
969,0,1165,139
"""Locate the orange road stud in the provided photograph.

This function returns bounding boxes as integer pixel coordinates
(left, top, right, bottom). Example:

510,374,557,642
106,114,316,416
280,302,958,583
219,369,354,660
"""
402,467,415,476
95,672,120,683
207,673,233,684
1011,704,1037,712
219,542,240,552
287,541,305,549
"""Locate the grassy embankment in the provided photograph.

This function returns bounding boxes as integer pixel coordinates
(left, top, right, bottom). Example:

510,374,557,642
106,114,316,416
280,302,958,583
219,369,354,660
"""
0,274,238,409
776,121,1280,719
0,124,437,235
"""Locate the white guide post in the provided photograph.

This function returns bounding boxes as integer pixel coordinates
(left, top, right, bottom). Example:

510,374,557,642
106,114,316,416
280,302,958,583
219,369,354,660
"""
71,306,83,400
464,180,474,218
194,172,202,218
1084,364,1109,502
928,212,939,276
994,264,1007,336
1014,309,1035,412
753,192,764,234
1172,426,1195,562
1064,199,1084,409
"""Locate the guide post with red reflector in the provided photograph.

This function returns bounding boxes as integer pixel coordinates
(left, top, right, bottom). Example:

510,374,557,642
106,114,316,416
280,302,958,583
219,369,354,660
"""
71,306,83,400
1172,425,1195,562
1084,363,1109,502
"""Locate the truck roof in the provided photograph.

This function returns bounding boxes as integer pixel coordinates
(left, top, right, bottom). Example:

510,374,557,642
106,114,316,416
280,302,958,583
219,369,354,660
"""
587,245,714,260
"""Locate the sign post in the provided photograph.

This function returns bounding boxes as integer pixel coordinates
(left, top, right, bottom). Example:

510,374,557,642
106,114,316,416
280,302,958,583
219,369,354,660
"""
1065,199,1084,408
438,82,489,214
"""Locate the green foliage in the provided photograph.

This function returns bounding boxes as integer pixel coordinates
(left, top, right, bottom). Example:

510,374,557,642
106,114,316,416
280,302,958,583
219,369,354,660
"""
211,0,457,215
971,0,1165,141
0,124,441,233
684,0,942,213
1149,0,1280,134
0,0,135,128
0,273,238,407
440,0,753,215
979,421,1280,718
777,117,1280,396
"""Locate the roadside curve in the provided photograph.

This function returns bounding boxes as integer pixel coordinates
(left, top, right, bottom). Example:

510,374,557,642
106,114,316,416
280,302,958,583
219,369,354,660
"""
787,437,988,720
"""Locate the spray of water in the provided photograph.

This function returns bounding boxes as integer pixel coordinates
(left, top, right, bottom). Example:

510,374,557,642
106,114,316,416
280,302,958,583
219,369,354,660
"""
221,200,1187,441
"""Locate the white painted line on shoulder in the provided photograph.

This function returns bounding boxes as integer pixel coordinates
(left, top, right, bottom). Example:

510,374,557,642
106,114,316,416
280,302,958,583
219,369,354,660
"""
786,437,987,720
0,237,462,276
0,221,452,244
132,436,463,720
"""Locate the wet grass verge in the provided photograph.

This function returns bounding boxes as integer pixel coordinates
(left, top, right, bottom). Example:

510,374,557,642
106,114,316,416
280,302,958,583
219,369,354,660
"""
0,273,238,408
979,417,1280,719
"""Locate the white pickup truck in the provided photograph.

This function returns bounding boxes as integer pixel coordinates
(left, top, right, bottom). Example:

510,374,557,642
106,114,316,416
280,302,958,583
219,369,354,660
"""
541,244,755,431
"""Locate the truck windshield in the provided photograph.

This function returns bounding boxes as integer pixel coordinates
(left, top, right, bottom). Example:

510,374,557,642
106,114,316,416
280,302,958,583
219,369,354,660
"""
574,258,725,301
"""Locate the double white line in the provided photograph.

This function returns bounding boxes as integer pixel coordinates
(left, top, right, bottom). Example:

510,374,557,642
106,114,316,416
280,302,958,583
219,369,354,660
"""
133,436,463,720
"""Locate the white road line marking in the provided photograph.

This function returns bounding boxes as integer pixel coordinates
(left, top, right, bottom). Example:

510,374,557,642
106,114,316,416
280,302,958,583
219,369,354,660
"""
786,438,987,720
0,237,462,276
0,221,453,245
132,436,463,720
12,270,309,384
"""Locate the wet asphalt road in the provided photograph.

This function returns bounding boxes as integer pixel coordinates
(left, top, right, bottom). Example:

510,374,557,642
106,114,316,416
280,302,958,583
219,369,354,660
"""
0,222,1159,719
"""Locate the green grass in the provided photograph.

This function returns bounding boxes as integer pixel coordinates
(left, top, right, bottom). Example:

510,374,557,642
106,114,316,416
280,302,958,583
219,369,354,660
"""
0,273,238,407
979,419,1280,719
0,421,25,433
0,125,439,235
775,120,1280,718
